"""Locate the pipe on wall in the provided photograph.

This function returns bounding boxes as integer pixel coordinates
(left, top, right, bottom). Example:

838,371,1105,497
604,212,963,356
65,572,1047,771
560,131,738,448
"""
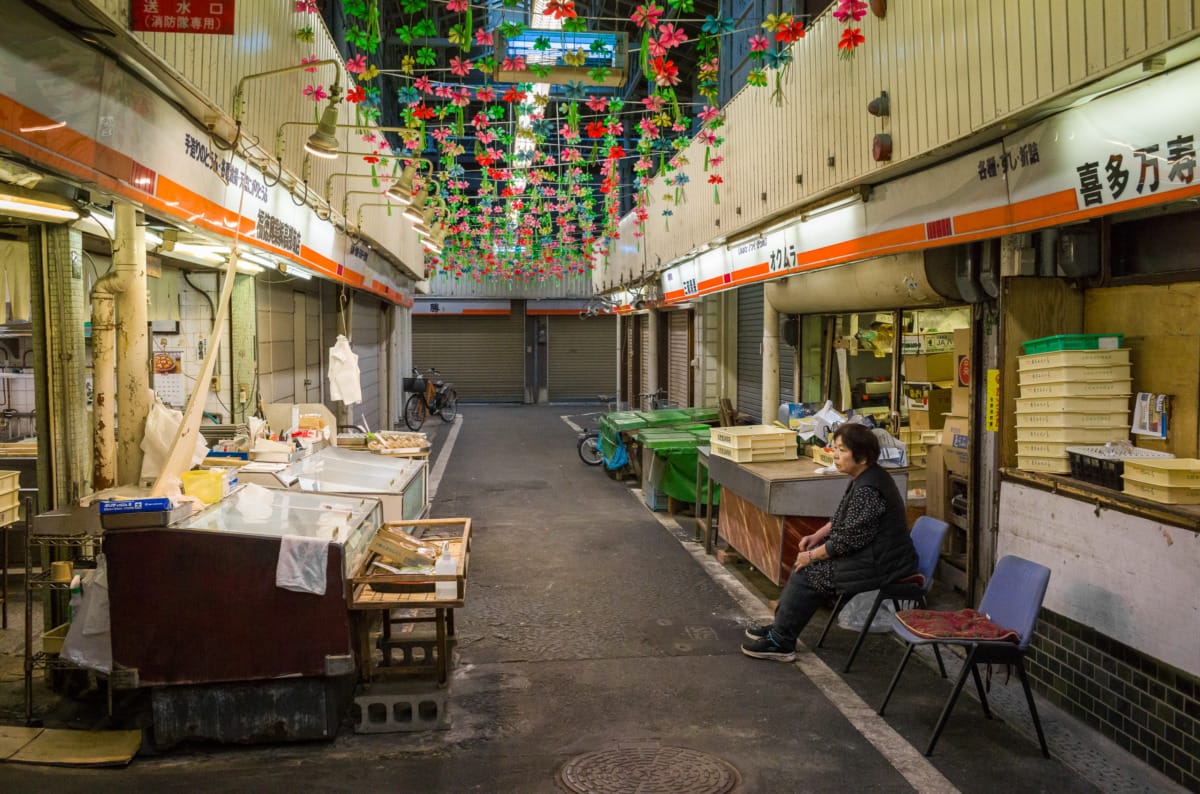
764,251,956,315
761,296,780,422
90,281,117,490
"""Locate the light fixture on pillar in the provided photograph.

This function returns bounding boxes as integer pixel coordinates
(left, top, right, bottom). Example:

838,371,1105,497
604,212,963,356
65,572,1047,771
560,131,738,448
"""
305,86,344,159
867,90,890,117
232,60,343,148
800,185,873,222
388,158,433,202
402,189,429,223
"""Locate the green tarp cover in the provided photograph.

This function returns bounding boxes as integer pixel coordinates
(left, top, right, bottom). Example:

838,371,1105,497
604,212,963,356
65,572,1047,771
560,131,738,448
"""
653,446,720,504
678,406,720,422
635,409,692,426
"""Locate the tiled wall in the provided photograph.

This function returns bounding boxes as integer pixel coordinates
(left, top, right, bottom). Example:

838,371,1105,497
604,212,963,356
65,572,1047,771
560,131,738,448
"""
155,269,234,423
1029,609,1200,789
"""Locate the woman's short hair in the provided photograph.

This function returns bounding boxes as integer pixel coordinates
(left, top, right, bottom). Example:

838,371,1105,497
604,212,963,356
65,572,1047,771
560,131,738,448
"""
833,423,879,466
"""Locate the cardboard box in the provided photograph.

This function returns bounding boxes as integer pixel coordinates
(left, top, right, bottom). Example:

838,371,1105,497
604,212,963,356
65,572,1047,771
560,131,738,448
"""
901,333,955,355
904,352,955,382
941,414,969,476
954,328,971,387
909,408,945,431
903,380,954,411
951,386,969,417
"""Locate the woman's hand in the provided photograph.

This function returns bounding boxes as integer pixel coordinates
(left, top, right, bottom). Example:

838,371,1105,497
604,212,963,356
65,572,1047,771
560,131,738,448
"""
798,523,832,551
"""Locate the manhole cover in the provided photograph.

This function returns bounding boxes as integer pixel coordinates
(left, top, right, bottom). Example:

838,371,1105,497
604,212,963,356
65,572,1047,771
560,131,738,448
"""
557,746,740,793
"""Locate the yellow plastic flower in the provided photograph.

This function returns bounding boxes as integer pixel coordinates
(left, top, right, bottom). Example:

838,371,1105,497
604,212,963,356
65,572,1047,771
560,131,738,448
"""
400,55,415,74
361,64,379,80
762,12,792,32
563,48,587,67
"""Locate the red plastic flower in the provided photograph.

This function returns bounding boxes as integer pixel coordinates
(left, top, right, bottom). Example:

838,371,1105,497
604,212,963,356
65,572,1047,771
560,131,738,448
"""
708,174,723,184
546,0,577,19
345,86,366,103
650,57,679,87
838,27,865,53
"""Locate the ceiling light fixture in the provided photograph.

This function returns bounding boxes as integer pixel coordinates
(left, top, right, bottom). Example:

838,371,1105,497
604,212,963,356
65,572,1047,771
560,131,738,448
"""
278,262,313,280
0,185,80,222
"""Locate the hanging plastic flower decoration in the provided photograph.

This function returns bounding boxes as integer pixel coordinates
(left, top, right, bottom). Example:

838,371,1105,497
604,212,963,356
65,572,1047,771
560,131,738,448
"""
838,27,865,57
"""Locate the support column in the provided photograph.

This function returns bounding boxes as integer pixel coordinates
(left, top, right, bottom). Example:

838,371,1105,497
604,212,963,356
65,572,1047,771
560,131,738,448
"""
230,273,257,424
114,202,150,485
645,308,659,406
42,226,91,504
761,295,780,423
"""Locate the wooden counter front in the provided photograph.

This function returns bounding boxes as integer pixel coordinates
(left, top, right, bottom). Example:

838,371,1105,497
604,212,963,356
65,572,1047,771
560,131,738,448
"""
707,455,909,586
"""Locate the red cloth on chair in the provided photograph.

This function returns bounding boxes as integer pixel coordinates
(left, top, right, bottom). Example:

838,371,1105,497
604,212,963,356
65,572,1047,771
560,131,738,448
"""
896,608,1020,643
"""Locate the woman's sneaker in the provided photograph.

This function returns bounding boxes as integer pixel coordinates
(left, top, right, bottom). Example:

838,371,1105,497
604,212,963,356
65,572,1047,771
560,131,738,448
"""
744,624,772,641
740,635,796,662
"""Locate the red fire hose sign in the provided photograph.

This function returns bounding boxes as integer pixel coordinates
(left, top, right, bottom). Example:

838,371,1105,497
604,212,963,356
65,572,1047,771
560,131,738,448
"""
130,1,236,35
958,355,970,387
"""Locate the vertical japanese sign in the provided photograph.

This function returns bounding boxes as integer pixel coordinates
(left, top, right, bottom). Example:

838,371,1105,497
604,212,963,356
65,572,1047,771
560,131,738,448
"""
131,1,236,35
985,369,1000,433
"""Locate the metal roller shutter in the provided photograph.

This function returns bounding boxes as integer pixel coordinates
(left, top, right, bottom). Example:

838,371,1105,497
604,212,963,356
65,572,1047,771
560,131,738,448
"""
412,313,525,401
736,284,763,421
778,314,795,403
638,314,650,406
547,316,616,401
351,294,383,430
667,309,691,407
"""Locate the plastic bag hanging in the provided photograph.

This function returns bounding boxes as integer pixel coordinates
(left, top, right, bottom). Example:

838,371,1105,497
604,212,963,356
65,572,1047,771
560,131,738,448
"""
327,334,362,406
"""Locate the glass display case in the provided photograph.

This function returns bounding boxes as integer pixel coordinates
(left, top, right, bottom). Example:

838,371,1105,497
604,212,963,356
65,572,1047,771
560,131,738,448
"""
103,487,384,687
238,447,427,522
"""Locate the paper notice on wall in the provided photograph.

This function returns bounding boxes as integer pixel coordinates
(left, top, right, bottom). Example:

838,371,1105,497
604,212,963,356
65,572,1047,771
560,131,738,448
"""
1132,392,1169,439
151,349,185,407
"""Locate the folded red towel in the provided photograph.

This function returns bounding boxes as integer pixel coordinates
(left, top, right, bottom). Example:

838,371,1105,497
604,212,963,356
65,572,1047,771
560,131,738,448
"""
896,608,1020,643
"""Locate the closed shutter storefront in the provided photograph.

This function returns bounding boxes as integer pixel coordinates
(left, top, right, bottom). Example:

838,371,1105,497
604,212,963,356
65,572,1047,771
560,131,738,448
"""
548,315,616,400
412,312,525,401
778,314,795,403
736,284,763,421
666,309,691,407
351,294,383,430
638,314,650,406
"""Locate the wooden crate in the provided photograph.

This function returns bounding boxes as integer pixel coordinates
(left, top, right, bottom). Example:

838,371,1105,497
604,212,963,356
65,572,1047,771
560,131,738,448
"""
1120,458,1200,488
350,517,472,605
710,425,796,449
1121,475,1200,504
1015,395,1129,413
711,441,796,463
1019,380,1132,398
1017,349,1130,371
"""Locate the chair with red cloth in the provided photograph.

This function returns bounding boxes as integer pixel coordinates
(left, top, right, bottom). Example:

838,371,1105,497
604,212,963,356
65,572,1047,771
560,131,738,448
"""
877,554,1052,757
815,516,951,674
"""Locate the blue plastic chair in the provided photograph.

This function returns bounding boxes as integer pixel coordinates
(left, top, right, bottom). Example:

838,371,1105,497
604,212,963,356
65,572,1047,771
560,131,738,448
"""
815,516,951,673
878,555,1052,757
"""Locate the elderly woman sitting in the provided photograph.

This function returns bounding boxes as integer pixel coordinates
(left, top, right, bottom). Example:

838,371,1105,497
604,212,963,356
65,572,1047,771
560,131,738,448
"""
742,422,918,662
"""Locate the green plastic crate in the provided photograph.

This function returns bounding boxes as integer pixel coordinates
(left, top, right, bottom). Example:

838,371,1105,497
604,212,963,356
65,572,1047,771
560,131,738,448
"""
635,409,692,426
1021,333,1124,355
678,406,720,422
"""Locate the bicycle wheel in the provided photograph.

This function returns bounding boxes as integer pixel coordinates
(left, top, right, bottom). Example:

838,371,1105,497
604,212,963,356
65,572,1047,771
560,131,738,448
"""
577,432,603,466
439,389,458,422
403,394,427,431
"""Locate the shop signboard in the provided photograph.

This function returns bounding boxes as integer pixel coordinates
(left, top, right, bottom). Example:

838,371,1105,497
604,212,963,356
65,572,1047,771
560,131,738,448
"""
1006,59,1200,213
412,299,512,316
130,1,236,35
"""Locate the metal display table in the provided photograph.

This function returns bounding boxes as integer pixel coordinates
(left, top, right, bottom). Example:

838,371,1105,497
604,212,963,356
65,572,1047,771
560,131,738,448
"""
704,455,908,586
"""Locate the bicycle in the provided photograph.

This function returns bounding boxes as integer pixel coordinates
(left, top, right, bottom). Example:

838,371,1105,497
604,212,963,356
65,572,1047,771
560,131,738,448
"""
403,367,458,431
639,388,678,410
573,394,625,467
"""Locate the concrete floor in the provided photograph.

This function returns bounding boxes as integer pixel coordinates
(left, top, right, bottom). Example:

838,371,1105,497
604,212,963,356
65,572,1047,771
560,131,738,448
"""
0,404,1186,792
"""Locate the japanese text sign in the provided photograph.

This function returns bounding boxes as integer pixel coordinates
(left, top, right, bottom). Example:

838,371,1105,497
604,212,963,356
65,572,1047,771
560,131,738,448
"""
131,1,235,35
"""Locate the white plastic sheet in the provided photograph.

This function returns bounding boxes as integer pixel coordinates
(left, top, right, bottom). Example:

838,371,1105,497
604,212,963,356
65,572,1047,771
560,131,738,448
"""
327,334,362,406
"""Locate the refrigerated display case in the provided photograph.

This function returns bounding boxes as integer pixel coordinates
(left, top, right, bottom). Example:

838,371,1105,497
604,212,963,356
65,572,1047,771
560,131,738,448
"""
236,446,427,521
104,485,383,687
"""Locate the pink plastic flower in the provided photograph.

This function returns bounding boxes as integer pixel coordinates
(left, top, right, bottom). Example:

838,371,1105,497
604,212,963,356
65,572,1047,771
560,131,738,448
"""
345,54,368,74
697,105,721,123
833,0,868,23
749,35,769,52
449,57,472,77
414,76,434,94
474,28,494,46
641,94,665,112
657,23,687,49
301,54,320,73
476,86,496,103
302,84,328,101
647,39,667,59
630,3,664,28
501,55,527,72
446,0,469,11
295,1,318,12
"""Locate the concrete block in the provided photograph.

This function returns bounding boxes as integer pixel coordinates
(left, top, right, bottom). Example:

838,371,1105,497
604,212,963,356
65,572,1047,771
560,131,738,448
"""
352,680,450,733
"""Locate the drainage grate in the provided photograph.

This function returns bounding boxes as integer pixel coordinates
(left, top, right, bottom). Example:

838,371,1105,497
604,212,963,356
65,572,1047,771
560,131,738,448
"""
557,746,740,794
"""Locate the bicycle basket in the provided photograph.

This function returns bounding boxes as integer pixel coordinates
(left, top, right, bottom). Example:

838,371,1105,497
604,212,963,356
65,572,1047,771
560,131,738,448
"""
402,376,426,392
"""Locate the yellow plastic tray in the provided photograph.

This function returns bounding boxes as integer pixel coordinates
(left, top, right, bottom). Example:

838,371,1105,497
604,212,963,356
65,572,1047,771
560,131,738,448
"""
1015,426,1129,443
1014,411,1129,428
1017,349,1130,371
1017,455,1071,474
1019,380,1132,398
1017,365,1131,385
1120,458,1200,487
710,425,796,449
1121,475,1200,504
